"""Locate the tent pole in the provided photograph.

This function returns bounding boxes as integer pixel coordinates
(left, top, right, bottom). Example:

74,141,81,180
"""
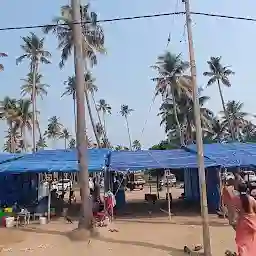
48,181,51,222
166,176,171,221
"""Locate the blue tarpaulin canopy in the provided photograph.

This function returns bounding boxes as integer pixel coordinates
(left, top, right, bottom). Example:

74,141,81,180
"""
0,153,23,164
0,149,109,173
187,142,256,167
109,149,218,170
2,143,256,174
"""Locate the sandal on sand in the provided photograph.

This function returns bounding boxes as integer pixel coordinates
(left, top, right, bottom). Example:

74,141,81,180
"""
194,245,203,251
184,246,192,254
225,250,237,256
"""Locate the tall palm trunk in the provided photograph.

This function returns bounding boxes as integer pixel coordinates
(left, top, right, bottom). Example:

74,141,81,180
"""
103,112,107,137
73,93,77,134
125,116,132,150
84,90,101,147
217,79,235,140
8,121,15,153
170,85,185,146
22,127,27,152
91,94,109,147
64,138,67,149
34,96,42,141
31,61,38,153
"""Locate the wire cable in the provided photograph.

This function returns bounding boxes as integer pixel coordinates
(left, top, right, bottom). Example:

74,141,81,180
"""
139,95,157,142
0,12,184,32
1,11,256,32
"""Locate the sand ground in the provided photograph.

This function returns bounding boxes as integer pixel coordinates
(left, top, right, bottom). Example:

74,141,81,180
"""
0,187,236,255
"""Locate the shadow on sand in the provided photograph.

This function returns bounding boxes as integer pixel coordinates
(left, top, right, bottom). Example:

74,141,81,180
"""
19,226,203,256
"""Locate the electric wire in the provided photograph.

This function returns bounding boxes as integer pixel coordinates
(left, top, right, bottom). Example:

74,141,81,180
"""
1,11,256,32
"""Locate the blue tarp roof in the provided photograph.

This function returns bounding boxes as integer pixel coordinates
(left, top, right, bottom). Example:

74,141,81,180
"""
187,143,256,167
0,153,23,164
0,149,109,173
2,143,256,174
110,149,218,170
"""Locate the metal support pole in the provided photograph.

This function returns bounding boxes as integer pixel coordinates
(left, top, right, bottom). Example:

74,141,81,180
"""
182,0,212,255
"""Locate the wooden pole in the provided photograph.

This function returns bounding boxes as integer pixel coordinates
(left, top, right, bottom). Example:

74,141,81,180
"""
182,0,212,255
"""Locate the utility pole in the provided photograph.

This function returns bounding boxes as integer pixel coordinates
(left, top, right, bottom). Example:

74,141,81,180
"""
71,0,91,228
182,0,212,255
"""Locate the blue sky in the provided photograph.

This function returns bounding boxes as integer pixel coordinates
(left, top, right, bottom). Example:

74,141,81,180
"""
0,0,255,149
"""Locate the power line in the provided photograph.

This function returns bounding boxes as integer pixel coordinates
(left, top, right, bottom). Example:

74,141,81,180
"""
1,11,256,32
0,12,184,32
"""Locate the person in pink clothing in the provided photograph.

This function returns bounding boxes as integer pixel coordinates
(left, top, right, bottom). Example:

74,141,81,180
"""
233,183,256,256
222,178,237,229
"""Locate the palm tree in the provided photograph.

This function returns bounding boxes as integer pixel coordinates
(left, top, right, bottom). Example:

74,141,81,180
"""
242,121,256,142
132,140,141,150
97,99,111,135
152,52,192,146
96,122,104,140
42,4,105,68
114,145,123,151
60,128,71,149
43,4,104,232
21,72,50,99
45,116,62,148
84,73,101,147
220,100,249,141
3,128,21,153
0,52,7,71
16,32,51,152
62,76,77,132
0,97,18,152
159,94,213,144
62,74,101,147
68,138,76,149
36,136,47,151
15,99,33,151
120,104,134,150
86,72,110,147
203,56,235,140
21,72,50,138
205,117,227,142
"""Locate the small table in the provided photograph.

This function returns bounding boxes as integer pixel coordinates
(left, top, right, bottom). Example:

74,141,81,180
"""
16,211,30,227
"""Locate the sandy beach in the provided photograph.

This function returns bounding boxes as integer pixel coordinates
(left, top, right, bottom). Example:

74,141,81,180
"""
0,187,236,255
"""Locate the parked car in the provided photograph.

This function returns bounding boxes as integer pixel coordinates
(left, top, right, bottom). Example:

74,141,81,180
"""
165,173,177,187
243,171,256,183
57,178,73,192
127,174,145,191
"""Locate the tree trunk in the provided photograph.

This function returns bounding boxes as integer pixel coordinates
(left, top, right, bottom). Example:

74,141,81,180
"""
103,112,107,137
73,94,77,134
125,117,132,150
64,138,67,150
84,90,101,147
34,96,42,141
8,121,14,153
31,61,38,153
170,85,185,146
22,127,27,152
72,0,94,233
217,79,235,140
